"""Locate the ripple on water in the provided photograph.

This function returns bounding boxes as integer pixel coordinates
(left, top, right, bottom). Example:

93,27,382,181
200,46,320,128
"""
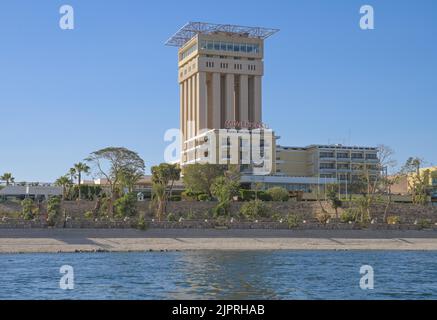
0,251,436,299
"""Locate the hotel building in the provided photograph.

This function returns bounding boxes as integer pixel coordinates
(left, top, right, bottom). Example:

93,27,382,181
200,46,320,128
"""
166,22,381,192
166,22,278,175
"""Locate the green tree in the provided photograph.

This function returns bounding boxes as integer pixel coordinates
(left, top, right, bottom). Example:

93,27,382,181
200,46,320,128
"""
326,184,342,218
114,193,137,219
211,176,240,216
182,163,226,197
151,163,181,220
377,144,398,222
266,187,289,202
0,173,15,186
85,147,145,215
73,162,90,200
47,197,62,226
117,166,143,193
151,183,166,221
55,175,71,200
401,157,430,205
68,167,77,184
240,199,270,220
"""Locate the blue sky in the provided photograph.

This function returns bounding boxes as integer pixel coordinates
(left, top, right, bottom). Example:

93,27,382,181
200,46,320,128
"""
0,0,436,182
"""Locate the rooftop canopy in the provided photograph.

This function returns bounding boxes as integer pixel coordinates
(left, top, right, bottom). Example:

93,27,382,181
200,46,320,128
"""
165,22,279,47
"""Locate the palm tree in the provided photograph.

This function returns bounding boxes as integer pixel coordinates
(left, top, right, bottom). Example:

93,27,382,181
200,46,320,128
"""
55,176,71,200
68,168,77,184
0,173,15,186
74,162,90,200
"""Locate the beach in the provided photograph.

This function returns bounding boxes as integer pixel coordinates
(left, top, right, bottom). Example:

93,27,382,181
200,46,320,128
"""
1,228,437,253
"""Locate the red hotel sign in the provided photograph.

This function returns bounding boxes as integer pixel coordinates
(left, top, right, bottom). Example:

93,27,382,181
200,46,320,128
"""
224,120,269,129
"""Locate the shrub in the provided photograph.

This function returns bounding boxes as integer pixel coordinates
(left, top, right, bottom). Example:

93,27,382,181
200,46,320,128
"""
316,211,331,225
181,191,202,201
257,191,272,201
287,214,300,228
417,219,432,230
340,209,356,223
137,215,149,230
47,197,62,226
167,212,177,222
114,193,137,219
21,198,37,220
266,187,289,202
169,195,182,201
387,215,401,225
197,194,210,201
239,189,255,201
240,199,270,220
213,200,231,218
84,210,94,220
186,210,196,220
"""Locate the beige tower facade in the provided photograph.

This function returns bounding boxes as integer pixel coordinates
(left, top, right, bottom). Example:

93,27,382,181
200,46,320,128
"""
166,22,278,172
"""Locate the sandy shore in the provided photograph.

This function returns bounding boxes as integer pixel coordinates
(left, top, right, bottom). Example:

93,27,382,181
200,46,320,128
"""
1,228,437,253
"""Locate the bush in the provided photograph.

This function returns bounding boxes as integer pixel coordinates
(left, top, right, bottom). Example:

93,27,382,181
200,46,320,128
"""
167,212,177,222
169,195,182,201
181,191,202,201
266,187,289,202
258,191,272,201
240,199,270,220
197,194,210,201
114,193,137,219
417,219,432,230
47,197,61,226
340,209,356,223
213,200,231,218
84,210,94,220
137,215,149,230
67,185,102,201
316,211,331,225
387,215,401,225
21,198,37,220
239,190,272,201
186,210,196,220
239,189,255,201
287,213,300,228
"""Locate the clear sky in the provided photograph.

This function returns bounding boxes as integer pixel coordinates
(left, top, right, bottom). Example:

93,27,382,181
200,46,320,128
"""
0,0,436,182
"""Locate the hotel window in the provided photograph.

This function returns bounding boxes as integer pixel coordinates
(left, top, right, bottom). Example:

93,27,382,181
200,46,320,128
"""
351,153,364,159
366,154,378,160
214,41,220,51
337,152,349,159
320,163,335,169
320,152,334,158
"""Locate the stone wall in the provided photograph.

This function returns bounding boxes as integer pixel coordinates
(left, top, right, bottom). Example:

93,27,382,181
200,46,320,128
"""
1,199,437,228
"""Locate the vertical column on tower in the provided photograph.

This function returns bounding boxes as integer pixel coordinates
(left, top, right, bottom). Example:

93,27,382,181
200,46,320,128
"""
180,82,185,159
187,77,192,142
253,75,262,123
225,74,235,123
197,71,208,132
212,73,221,129
240,74,249,127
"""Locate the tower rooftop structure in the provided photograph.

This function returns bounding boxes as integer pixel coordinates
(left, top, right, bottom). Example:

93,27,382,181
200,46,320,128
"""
165,22,279,47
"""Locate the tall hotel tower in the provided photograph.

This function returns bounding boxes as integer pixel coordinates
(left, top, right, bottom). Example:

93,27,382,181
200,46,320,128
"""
166,22,279,173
